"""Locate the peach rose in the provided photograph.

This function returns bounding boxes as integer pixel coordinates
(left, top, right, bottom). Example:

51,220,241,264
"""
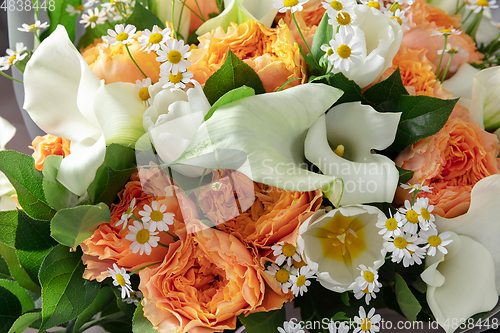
139,227,284,333
30,134,71,171
188,20,306,92
81,167,194,281
82,36,160,84
396,105,500,218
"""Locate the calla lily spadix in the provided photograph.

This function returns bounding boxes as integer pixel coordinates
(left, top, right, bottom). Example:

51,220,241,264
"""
305,102,401,206
23,26,147,196
170,83,345,204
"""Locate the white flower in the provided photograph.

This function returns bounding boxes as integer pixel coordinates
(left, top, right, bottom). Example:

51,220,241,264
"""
107,263,133,298
466,0,498,13
125,221,160,255
290,266,315,296
136,78,154,106
354,307,381,333
138,200,175,232
159,70,194,90
376,210,403,239
322,0,357,19
122,290,142,306
469,66,500,130
156,39,191,75
384,232,424,267
385,8,410,30
272,241,302,266
398,200,424,235
352,281,380,305
18,20,49,33
273,0,309,13
437,43,468,58
360,0,383,11
265,263,294,294
79,8,107,29
327,30,363,71
66,4,87,16
328,9,358,35
116,197,136,230
138,25,171,53
278,320,305,333
328,321,350,333
0,116,16,211
400,183,433,193
0,43,28,71
103,24,136,46
430,28,462,36
420,229,453,257
413,197,436,229
352,264,382,293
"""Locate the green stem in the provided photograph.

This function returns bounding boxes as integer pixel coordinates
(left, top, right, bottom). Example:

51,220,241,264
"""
455,2,465,15
179,0,206,22
125,44,148,78
486,33,500,55
158,241,170,248
177,1,186,40
76,313,127,333
0,71,23,84
130,261,163,275
193,0,206,21
440,52,455,82
163,230,179,241
172,0,177,39
436,35,448,78
462,9,474,25
292,12,319,67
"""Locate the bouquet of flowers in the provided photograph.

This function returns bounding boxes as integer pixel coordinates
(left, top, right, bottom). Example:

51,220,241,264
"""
1,0,500,332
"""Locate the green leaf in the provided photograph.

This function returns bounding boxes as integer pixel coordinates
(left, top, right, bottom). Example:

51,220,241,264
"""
126,2,165,31
40,0,80,42
50,203,110,249
0,210,18,248
394,273,422,322
0,243,40,293
0,254,10,279
311,12,333,63
77,24,108,50
38,245,100,331
340,292,350,307
204,86,255,121
203,49,266,105
132,304,158,333
0,279,35,313
0,286,22,333
238,308,286,333
7,311,41,333
0,151,55,220
397,166,414,185
363,68,409,106
15,210,57,286
42,155,80,211
328,73,368,105
72,287,115,333
378,96,457,152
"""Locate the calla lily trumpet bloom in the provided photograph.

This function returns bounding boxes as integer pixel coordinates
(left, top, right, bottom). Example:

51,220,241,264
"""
196,0,278,35
0,116,16,211
469,66,500,131
305,102,401,205
23,26,147,196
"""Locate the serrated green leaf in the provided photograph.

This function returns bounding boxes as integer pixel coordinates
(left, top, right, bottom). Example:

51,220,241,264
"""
40,0,80,42
50,203,110,249
132,304,158,333
363,68,409,106
38,245,100,331
0,279,35,314
0,285,22,333
0,243,40,293
238,308,286,333
311,12,333,63
204,86,255,121
397,166,414,185
0,151,55,220
394,273,422,322
203,49,266,105
126,2,165,31
378,96,457,152
328,73,368,105
7,311,41,333
72,287,115,333
42,155,79,211
0,210,18,248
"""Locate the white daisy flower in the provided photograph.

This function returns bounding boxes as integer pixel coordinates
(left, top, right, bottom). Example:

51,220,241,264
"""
413,197,436,230
156,39,192,75
265,263,294,294
116,197,136,230
18,20,49,33
403,244,426,267
160,70,194,90
138,25,171,53
125,221,160,255
398,199,423,235
385,8,410,30
135,78,153,105
273,0,309,13
107,263,133,298
122,290,142,306
102,0,132,10
103,24,137,46
138,200,175,232
400,183,433,193
322,0,356,19
66,4,87,16
352,265,382,294
383,232,423,267
354,307,381,333
327,30,363,71
0,43,28,71
420,229,453,257
375,210,403,239
84,0,100,6
466,0,498,13
278,320,305,333
352,281,380,305
360,0,384,11
79,8,107,29
430,28,462,36
289,266,315,297
328,321,350,333
437,43,468,58
328,10,359,36
271,241,302,266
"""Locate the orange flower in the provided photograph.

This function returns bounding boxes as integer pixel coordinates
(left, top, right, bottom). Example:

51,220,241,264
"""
30,134,71,171
188,20,306,92
81,36,160,84
396,105,500,218
139,228,284,333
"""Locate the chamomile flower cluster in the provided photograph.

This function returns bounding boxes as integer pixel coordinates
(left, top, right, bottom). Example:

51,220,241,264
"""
68,0,135,28
0,43,28,71
273,0,310,13
157,39,195,90
349,264,383,305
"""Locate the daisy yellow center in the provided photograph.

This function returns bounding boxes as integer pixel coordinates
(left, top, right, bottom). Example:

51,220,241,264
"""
334,144,345,157
406,210,419,224
282,243,296,257
8,55,16,65
337,45,352,59
293,258,307,269
30,24,36,28
394,237,408,249
75,5,84,10
167,50,182,64
363,270,375,283
116,273,126,286
116,32,129,42
428,235,442,247
385,218,398,231
296,275,307,287
275,269,290,284
150,210,164,222
331,1,343,10
420,208,430,221
477,0,489,6
189,44,198,51
361,318,372,331
367,1,381,9
139,87,150,101
284,0,299,7
169,72,183,84
136,229,150,244
88,15,98,23
327,48,334,56
336,12,351,25
149,33,163,44
441,29,452,34
125,207,133,215
363,286,370,294
391,16,403,25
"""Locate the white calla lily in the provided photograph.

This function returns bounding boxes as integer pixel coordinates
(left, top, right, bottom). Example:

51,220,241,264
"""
297,205,387,292
305,102,400,205
469,66,500,130
23,26,147,196
196,0,278,35
0,116,16,151
171,84,345,203
0,116,16,210
442,63,480,111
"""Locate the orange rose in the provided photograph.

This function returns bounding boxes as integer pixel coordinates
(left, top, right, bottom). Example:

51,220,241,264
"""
396,105,500,218
30,134,71,171
139,228,283,333
188,20,306,92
